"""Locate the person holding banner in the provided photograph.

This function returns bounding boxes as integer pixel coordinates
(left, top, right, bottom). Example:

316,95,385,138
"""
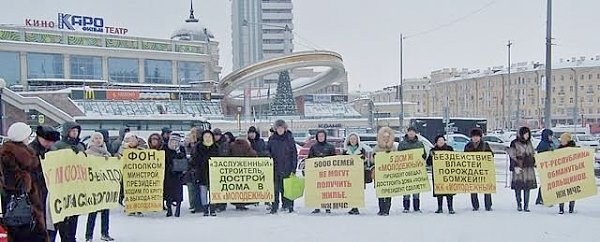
230,137,259,210
557,133,577,214
343,132,370,215
398,127,427,213
52,121,85,242
508,127,537,212
426,135,455,214
119,133,146,216
309,129,337,214
163,134,186,217
191,130,220,216
464,128,494,211
29,126,61,240
248,126,267,157
267,120,298,214
374,126,397,216
535,129,555,205
85,132,115,242
0,122,48,242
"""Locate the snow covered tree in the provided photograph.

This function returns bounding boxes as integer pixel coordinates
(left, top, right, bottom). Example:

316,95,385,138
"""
270,70,297,116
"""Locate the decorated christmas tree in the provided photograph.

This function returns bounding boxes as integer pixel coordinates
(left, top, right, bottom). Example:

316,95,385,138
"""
270,70,297,116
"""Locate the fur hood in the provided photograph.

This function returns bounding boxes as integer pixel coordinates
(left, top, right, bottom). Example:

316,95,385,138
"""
344,132,368,151
376,127,396,152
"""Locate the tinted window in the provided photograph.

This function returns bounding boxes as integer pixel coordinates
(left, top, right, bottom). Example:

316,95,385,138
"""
71,55,102,79
0,51,20,85
108,58,138,83
27,53,64,78
145,59,172,84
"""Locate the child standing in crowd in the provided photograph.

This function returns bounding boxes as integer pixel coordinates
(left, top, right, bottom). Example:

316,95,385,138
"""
509,127,537,212
343,132,370,215
309,129,336,214
374,127,397,216
163,134,186,217
465,128,494,211
85,132,115,242
398,127,426,213
558,132,577,214
427,135,455,214
191,130,220,216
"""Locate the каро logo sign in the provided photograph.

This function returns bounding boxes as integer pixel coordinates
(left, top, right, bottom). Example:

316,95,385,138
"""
58,13,104,33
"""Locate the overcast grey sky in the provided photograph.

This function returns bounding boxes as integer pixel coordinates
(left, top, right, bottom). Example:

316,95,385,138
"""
3,0,599,91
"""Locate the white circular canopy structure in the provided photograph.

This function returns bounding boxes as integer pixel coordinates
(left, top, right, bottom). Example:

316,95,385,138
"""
220,50,346,106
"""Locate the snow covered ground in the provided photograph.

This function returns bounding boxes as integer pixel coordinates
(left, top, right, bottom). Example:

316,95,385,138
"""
77,156,600,242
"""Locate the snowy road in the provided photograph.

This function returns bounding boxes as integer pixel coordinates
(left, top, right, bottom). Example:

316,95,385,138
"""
77,156,600,242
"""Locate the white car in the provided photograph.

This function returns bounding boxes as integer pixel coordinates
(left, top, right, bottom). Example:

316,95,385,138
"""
574,134,600,150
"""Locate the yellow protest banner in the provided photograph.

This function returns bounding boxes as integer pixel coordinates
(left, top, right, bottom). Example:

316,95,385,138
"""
374,150,430,198
535,147,598,206
209,157,274,203
42,149,122,223
304,155,365,209
432,151,496,194
122,149,165,213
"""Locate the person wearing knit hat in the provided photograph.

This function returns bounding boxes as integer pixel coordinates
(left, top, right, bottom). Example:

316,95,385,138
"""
164,133,186,217
1,122,48,241
84,132,114,242
6,122,32,143
267,119,298,214
161,127,172,144
557,132,577,214
247,126,267,157
465,127,494,211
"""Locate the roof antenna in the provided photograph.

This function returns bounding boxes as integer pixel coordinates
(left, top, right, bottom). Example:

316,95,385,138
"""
186,0,199,23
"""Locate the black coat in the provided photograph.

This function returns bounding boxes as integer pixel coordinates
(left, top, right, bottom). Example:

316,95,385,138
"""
163,145,186,202
191,143,220,186
267,130,298,177
249,136,267,157
216,138,231,157
426,145,454,197
464,141,493,153
308,141,336,159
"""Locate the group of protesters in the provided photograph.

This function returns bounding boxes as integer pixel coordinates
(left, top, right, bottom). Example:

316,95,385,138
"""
0,119,587,241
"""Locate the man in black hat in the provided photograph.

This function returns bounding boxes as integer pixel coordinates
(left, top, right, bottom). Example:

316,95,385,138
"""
29,126,61,240
464,128,494,211
397,126,426,213
247,126,267,157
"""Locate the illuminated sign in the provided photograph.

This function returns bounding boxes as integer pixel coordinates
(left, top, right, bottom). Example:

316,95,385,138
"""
25,12,128,35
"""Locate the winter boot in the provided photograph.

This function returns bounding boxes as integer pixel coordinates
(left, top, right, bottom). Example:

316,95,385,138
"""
402,200,410,213
413,198,421,212
325,209,331,214
166,204,173,217
203,205,210,216
517,203,523,212
348,208,359,215
436,197,443,213
175,202,181,217
312,209,321,214
569,202,575,213
559,203,565,214
101,235,115,241
210,205,217,216
448,196,455,214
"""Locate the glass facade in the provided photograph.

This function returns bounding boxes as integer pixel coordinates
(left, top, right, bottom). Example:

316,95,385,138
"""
145,59,172,84
27,53,64,78
108,58,138,83
177,61,205,84
0,51,20,86
70,55,102,79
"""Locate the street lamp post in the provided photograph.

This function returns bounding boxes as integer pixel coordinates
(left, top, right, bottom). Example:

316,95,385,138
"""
507,40,513,129
398,33,405,130
544,0,553,128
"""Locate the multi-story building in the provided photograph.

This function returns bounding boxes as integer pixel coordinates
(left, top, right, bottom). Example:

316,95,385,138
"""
231,0,294,71
378,56,600,130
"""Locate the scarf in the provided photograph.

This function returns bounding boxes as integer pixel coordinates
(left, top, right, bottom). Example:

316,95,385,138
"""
348,144,359,154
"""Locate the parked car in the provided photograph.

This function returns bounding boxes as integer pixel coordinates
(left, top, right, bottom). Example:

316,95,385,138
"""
445,134,470,152
482,135,510,153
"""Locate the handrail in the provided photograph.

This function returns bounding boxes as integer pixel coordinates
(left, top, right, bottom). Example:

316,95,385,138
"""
1,87,73,123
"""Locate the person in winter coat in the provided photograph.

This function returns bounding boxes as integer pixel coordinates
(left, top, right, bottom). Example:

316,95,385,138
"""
224,132,235,145
343,132,370,215
464,128,494,211
229,138,259,210
190,130,220,216
0,122,47,242
182,132,197,212
119,133,145,216
398,127,426,213
374,126,397,216
213,128,231,157
535,129,555,205
110,127,130,156
509,127,537,212
51,121,85,242
558,133,577,214
85,132,115,242
163,134,186,217
28,126,60,240
248,126,267,157
267,120,298,214
426,135,455,214
309,129,337,214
